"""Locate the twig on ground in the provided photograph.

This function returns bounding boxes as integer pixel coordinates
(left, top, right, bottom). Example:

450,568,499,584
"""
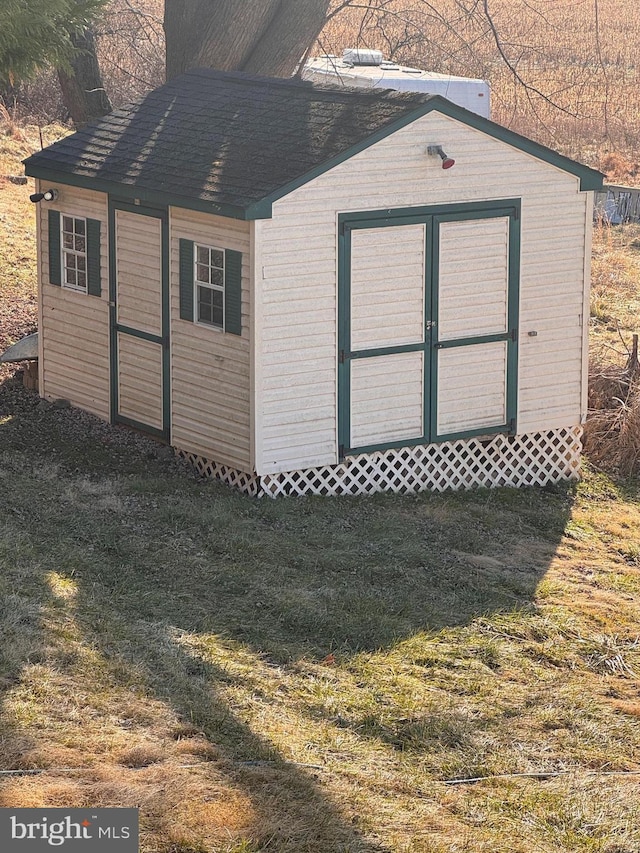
0,768,81,776
443,769,640,785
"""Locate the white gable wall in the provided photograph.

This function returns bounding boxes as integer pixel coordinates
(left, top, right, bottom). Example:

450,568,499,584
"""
254,111,590,475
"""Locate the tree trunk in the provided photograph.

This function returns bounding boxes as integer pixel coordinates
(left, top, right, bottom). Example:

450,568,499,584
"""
242,0,332,76
57,27,112,128
164,0,332,80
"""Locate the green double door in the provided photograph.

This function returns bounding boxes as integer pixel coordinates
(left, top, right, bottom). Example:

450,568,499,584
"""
338,201,520,457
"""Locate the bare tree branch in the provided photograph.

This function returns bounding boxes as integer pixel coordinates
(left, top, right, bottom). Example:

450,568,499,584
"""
482,0,587,118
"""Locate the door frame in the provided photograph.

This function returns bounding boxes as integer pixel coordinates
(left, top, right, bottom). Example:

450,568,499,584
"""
108,198,171,440
338,199,521,458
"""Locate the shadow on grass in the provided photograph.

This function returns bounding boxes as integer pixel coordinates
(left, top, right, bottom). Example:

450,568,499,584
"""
0,379,576,850
0,525,49,776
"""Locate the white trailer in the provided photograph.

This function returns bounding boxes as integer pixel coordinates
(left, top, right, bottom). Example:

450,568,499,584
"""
303,49,491,119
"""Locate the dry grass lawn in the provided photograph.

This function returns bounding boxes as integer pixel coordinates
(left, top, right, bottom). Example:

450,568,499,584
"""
1,393,639,853
2,119,640,853
590,223,640,363
0,123,66,381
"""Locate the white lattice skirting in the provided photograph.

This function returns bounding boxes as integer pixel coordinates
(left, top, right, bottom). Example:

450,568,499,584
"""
176,451,261,496
178,427,583,498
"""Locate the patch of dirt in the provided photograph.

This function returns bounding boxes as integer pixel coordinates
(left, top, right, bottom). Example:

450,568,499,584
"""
0,376,194,480
0,299,37,382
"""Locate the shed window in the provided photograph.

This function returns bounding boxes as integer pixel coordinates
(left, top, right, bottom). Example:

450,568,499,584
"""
179,239,241,335
61,215,87,292
195,244,224,329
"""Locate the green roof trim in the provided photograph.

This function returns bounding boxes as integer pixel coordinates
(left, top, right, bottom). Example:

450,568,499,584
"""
23,164,251,220
430,97,603,191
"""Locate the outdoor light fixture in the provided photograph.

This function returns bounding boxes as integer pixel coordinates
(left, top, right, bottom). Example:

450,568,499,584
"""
30,188,58,203
427,145,455,169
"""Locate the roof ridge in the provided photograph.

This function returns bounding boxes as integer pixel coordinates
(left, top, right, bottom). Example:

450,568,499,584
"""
182,67,312,88
175,66,433,103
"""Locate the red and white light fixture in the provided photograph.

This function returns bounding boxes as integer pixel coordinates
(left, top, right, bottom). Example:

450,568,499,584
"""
427,145,455,169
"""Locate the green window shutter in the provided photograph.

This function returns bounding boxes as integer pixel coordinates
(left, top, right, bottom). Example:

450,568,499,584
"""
225,249,242,336
48,210,61,285
179,238,194,321
86,218,101,297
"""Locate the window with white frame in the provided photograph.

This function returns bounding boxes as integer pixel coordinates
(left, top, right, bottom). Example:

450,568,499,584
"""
61,215,87,292
195,244,225,329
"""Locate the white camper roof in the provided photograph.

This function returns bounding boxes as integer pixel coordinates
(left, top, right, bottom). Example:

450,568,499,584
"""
303,53,491,119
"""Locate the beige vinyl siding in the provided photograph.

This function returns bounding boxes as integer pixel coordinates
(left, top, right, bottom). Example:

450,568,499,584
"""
38,183,110,419
115,210,162,336
256,111,589,474
437,342,507,434
350,224,425,349
351,352,424,447
438,217,509,340
435,215,509,435
117,334,163,429
170,207,251,470
517,192,587,431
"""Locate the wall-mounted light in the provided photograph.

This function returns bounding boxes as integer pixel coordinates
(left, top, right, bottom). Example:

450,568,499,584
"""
427,145,455,170
30,188,58,203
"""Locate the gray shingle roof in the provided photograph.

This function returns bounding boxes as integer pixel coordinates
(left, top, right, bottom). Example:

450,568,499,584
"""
24,68,434,217
24,67,603,218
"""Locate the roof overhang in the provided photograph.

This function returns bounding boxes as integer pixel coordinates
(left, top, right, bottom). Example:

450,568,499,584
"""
23,163,254,220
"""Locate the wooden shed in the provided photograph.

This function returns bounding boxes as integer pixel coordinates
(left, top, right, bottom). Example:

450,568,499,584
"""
24,69,603,497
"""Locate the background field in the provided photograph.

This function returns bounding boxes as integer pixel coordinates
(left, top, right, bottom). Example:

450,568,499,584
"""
321,0,640,172
10,0,640,178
